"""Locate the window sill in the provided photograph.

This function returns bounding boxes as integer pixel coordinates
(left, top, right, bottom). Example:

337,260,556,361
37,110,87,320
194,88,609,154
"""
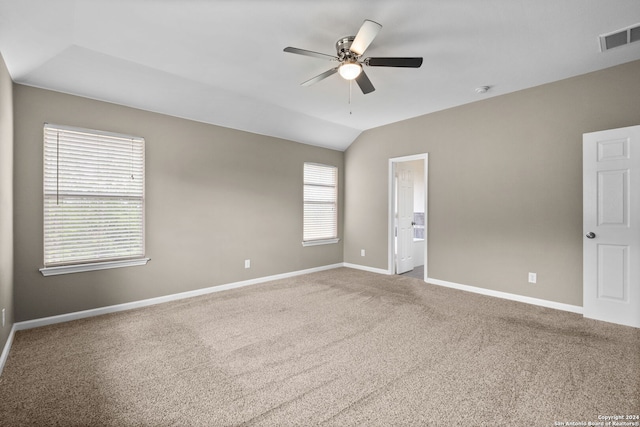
302,238,340,247
40,258,150,276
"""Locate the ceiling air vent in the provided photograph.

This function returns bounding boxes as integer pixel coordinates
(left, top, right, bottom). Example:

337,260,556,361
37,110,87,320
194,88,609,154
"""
599,23,640,52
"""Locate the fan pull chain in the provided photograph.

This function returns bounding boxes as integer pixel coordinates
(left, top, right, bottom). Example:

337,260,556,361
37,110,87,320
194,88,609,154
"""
349,80,353,115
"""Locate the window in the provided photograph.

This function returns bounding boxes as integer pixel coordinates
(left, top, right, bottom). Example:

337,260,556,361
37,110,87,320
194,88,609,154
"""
40,124,148,276
303,162,338,246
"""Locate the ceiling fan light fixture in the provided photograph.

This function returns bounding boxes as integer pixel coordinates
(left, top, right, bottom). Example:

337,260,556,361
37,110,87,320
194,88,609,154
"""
338,62,362,80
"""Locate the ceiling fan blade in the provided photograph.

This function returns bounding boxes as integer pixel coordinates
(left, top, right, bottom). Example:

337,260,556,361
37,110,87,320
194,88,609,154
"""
355,70,375,94
366,57,423,67
350,20,382,55
364,57,422,68
301,67,339,86
284,47,338,61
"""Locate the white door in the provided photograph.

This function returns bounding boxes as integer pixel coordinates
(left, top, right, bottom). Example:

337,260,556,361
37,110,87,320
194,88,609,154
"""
583,125,640,328
396,164,414,274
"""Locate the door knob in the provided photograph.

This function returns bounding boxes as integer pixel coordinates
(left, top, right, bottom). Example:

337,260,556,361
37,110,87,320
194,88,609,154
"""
586,232,596,239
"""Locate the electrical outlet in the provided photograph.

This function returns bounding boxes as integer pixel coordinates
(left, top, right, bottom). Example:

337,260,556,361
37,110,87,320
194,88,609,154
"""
361,249,366,257
244,259,251,269
528,272,537,284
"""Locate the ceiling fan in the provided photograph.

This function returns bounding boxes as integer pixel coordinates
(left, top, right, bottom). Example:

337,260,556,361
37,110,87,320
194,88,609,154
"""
284,20,423,94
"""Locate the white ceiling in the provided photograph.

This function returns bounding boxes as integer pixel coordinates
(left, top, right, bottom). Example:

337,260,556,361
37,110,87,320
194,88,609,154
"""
1,0,639,151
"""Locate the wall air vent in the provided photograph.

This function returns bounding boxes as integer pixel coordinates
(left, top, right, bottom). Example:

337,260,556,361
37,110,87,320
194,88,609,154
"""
599,23,640,52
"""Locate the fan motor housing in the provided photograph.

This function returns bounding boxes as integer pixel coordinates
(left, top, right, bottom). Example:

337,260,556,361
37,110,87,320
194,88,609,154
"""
336,36,358,61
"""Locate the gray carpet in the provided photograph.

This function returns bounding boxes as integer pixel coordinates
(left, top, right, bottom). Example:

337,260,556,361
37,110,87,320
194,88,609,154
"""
1,267,638,426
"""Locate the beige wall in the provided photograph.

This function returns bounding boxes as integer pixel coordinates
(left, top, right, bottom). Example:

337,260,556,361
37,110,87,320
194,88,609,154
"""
0,52,14,350
9,59,640,321
13,85,344,321
344,60,640,306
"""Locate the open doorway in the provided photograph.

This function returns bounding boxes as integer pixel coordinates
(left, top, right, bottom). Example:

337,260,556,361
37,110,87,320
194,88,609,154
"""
388,154,428,281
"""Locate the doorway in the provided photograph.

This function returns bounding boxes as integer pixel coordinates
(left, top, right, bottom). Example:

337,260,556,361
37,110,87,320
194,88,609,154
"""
388,154,428,280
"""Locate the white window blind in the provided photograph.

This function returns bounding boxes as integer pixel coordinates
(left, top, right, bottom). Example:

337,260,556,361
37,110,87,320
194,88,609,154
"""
303,162,338,243
43,124,145,268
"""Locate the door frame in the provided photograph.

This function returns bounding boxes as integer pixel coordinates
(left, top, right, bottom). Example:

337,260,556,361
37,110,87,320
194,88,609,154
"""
388,153,428,280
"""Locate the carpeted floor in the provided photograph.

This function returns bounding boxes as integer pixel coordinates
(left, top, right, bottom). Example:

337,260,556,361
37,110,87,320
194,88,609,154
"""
1,267,638,426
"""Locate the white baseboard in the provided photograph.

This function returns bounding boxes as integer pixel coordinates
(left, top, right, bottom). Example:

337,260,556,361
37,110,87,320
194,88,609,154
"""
427,277,583,314
14,263,344,333
0,324,17,376
342,262,391,275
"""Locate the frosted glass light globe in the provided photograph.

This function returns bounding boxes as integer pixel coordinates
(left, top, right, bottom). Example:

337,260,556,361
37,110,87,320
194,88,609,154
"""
338,62,362,80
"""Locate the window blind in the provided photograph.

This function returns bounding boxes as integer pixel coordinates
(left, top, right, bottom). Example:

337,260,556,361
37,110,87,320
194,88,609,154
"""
303,162,337,242
43,124,145,267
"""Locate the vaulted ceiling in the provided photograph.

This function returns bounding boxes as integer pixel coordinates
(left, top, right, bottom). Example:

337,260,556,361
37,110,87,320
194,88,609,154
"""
1,0,639,150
